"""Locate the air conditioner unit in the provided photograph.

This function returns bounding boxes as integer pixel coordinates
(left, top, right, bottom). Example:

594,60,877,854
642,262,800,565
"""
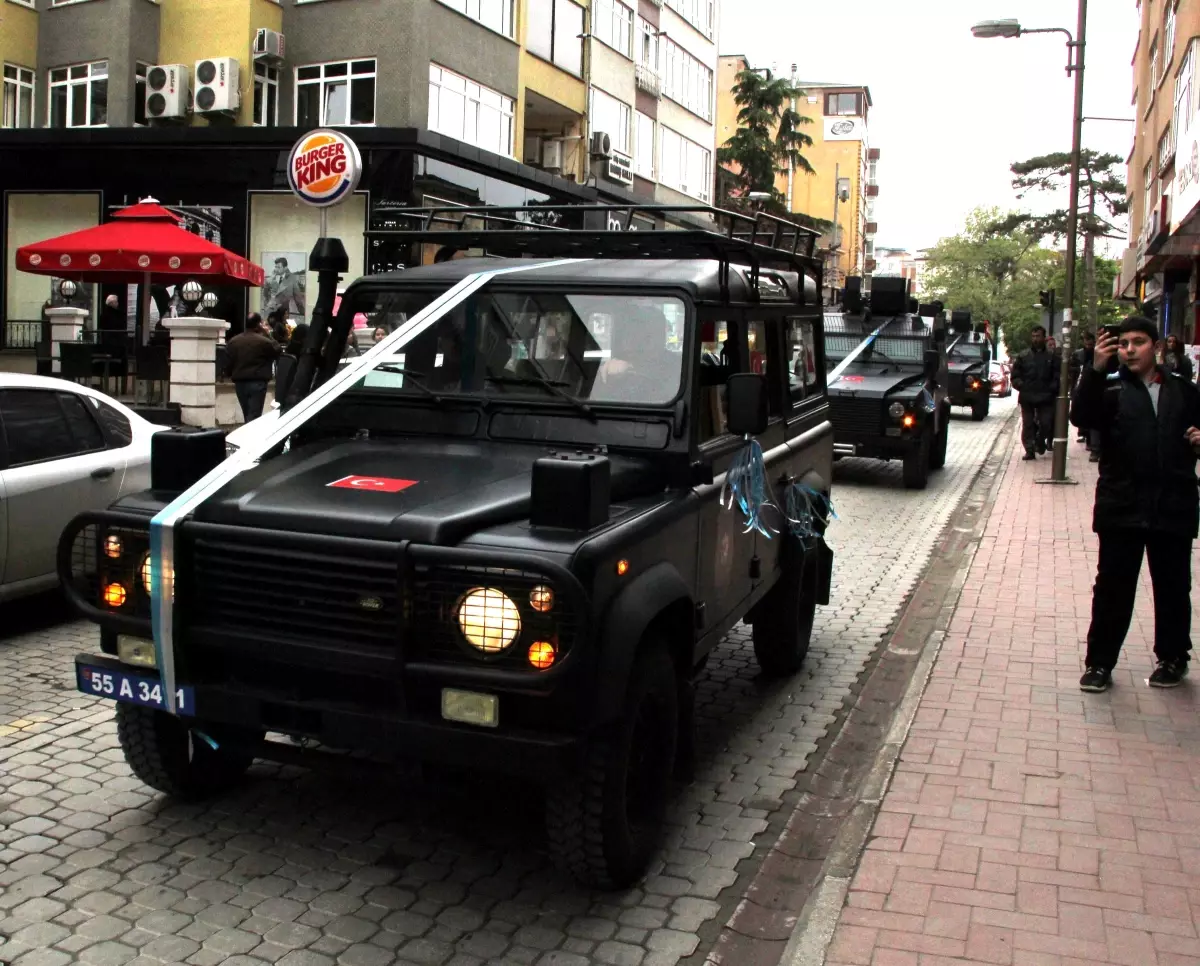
590,131,612,158
542,141,564,172
607,150,634,186
145,64,190,121
253,28,285,64
523,134,544,166
194,57,240,113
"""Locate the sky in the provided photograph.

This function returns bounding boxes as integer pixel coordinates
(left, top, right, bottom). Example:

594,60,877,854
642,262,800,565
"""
718,1,1140,254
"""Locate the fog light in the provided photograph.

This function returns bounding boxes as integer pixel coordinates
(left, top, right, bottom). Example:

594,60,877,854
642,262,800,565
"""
528,640,557,670
441,688,498,728
902,414,915,428
529,585,554,613
103,534,122,559
117,635,157,669
103,583,127,607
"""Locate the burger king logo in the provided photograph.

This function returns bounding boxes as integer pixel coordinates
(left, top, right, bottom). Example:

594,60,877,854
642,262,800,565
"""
60,254,72,267
138,255,151,268
29,254,41,266
200,257,213,270
287,129,362,207
168,256,181,269
89,254,101,267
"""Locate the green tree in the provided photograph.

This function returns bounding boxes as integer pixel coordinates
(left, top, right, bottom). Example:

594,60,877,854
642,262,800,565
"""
922,207,1059,356
991,150,1128,332
717,68,815,216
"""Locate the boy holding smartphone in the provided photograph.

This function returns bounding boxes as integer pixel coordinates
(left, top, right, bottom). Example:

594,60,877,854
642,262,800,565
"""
1070,316,1200,691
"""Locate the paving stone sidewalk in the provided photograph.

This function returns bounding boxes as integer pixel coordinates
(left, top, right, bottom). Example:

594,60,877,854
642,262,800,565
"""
824,436,1200,966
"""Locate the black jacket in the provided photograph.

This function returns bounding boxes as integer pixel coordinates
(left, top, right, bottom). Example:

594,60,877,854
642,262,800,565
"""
1163,349,1194,381
1010,346,1059,406
224,331,281,382
1070,346,1093,390
1070,365,1200,538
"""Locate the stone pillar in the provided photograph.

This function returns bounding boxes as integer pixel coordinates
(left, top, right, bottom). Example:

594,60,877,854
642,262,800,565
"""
46,306,89,375
164,317,228,428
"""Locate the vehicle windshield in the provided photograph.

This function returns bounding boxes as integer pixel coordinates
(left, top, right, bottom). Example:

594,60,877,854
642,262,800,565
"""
823,333,929,366
342,289,686,406
947,334,990,363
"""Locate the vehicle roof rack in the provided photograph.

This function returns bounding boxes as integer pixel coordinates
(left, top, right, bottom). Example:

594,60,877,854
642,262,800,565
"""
364,203,822,300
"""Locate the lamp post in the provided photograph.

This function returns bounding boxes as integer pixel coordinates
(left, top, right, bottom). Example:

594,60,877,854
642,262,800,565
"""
973,1,1087,484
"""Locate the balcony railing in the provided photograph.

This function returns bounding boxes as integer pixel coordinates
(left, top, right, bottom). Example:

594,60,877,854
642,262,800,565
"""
635,63,661,97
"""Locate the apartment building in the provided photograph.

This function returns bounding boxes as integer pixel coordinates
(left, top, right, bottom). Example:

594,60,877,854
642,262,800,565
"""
715,57,878,299
1122,0,1200,340
0,0,718,336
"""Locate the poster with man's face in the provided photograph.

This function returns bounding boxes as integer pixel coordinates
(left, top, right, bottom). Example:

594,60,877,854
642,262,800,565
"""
260,252,307,323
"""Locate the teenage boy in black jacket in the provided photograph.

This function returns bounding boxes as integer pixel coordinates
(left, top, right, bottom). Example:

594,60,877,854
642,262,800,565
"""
1070,316,1200,692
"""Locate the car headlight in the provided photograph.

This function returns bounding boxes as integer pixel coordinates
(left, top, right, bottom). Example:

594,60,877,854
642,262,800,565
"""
888,402,905,419
140,553,153,594
456,587,522,653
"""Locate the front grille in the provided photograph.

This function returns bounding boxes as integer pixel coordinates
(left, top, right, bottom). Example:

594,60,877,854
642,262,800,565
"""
828,396,881,437
185,531,400,652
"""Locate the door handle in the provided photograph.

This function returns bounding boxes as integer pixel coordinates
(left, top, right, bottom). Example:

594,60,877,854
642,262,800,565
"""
91,466,116,480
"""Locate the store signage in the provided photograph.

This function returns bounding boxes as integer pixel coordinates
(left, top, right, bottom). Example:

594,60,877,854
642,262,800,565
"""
1173,126,1200,232
287,129,363,207
824,117,864,142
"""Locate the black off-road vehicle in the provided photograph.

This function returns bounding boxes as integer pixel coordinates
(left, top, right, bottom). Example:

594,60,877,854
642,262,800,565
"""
59,205,836,889
944,310,993,421
824,276,950,489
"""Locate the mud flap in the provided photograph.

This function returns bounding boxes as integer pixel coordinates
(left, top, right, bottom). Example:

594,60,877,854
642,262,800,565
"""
816,537,834,606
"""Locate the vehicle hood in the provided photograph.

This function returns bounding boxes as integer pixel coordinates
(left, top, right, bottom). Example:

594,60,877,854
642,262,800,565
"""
192,436,656,544
947,360,987,375
827,369,925,398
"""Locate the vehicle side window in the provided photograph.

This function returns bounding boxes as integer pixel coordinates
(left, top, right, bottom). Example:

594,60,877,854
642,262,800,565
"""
697,320,733,443
0,389,95,467
787,317,820,403
59,393,107,452
88,397,134,447
745,320,784,416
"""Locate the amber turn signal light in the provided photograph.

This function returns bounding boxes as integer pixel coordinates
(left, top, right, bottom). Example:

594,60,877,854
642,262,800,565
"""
103,583,127,607
616,559,630,576
902,414,915,428
528,640,557,670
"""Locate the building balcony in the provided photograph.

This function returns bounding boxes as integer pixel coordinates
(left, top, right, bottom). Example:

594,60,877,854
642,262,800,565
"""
864,257,877,273
865,221,877,236
635,63,661,97
867,147,880,161
865,183,879,197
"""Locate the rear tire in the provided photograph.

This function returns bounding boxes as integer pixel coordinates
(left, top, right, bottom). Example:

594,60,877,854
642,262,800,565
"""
903,429,931,489
752,542,818,676
971,396,989,421
115,704,258,801
546,644,678,889
929,408,949,470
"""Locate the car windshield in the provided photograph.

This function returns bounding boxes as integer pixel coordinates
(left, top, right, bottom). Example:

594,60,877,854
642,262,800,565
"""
343,289,687,406
947,334,990,363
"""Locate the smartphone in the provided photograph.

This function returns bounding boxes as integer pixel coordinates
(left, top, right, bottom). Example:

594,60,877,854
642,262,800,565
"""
1101,325,1121,340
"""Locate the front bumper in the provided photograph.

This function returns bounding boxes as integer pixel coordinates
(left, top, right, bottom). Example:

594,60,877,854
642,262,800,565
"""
832,429,924,460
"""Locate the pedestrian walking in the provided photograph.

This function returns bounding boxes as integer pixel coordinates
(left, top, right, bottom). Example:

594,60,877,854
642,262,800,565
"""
1163,333,1194,380
1010,324,1059,459
1070,315,1200,692
223,313,281,422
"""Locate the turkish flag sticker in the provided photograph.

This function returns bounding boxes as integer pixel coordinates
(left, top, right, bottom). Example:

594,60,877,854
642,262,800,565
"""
327,475,417,493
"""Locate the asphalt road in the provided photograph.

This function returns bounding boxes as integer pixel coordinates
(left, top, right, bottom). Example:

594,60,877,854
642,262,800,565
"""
0,397,1017,966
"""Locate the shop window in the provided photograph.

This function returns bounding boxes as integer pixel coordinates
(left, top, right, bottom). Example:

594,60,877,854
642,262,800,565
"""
428,64,515,158
660,125,711,202
254,63,279,127
295,59,376,127
589,87,631,155
661,39,712,121
634,111,654,179
526,0,584,77
786,317,819,404
2,64,34,129
49,60,107,129
436,0,515,37
825,92,862,116
593,0,634,59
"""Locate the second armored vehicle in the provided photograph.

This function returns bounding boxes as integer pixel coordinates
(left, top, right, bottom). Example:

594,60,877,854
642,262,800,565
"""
944,310,993,421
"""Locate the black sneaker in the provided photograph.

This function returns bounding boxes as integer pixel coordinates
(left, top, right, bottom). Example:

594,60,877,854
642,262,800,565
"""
1036,439,1047,454
1149,660,1189,688
1079,667,1112,692
1023,451,1037,461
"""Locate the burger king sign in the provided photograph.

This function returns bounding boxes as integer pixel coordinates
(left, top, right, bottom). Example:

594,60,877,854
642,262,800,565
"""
287,129,363,207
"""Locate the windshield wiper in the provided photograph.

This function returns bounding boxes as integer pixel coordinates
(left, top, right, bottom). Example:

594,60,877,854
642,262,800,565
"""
486,374,596,420
370,364,444,404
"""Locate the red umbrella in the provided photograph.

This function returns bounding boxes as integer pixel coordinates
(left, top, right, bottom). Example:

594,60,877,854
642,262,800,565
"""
15,198,264,342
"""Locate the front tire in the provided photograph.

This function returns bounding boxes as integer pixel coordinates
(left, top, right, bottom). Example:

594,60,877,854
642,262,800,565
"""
752,541,818,676
903,429,931,489
929,407,949,470
115,704,258,800
971,395,989,421
546,645,678,889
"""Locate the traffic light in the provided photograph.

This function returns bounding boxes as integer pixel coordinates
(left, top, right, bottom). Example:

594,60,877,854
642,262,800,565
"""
1039,290,1051,307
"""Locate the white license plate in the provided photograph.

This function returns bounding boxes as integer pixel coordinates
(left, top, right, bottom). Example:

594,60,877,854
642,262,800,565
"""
76,662,194,715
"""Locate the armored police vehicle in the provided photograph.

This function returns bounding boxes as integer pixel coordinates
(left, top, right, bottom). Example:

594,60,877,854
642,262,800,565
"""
944,310,993,421
824,276,950,489
59,205,836,889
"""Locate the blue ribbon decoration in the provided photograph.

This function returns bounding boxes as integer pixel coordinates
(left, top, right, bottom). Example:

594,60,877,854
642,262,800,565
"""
721,435,777,538
918,386,937,413
784,483,837,547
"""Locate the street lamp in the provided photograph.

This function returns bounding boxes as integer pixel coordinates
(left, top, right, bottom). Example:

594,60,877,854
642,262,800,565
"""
57,278,78,304
201,291,219,315
972,2,1087,485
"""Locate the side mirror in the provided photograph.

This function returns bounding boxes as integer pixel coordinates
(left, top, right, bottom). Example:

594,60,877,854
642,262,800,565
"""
726,372,769,436
923,350,941,381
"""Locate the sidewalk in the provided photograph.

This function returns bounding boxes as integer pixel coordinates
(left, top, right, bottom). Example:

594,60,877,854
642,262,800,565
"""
825,436,1200,966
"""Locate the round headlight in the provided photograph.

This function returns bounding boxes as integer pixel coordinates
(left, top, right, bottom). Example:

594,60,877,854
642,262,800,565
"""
103,534,123,559
888,402,905,419
140,553,153,594
457,587,522,653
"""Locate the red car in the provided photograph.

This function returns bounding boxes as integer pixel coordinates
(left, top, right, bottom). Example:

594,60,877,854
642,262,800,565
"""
989,361,1012,397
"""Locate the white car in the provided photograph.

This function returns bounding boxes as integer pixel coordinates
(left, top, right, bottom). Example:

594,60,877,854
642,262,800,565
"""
0,374,168,603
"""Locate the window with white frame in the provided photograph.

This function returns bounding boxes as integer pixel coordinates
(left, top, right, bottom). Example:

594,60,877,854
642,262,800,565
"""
436,0,515,38
48,61,107,128
1151,37,1161,88
1174,41,1194,144
636,17,658,69
590,86,631,155
133,62,149,126
2,64,34,129
1164,2,1177,70
428,63,515,157
526,0,584,76
661,39,712,120
593,0,634,58
660,125,711,201
295,59,376,126
634,111,655,178
664,0,714,38
1144,160,1154,224
1159,126,1174,173
255,62,279,126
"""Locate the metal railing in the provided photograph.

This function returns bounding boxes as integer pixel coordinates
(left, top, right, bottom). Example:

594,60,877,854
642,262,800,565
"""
635,64,661,97
2,319,46,351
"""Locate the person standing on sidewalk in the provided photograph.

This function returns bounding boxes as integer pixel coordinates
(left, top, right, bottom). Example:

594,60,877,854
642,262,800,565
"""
223,314,281,422
1010,325,1059,460
1071,315,1200,692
